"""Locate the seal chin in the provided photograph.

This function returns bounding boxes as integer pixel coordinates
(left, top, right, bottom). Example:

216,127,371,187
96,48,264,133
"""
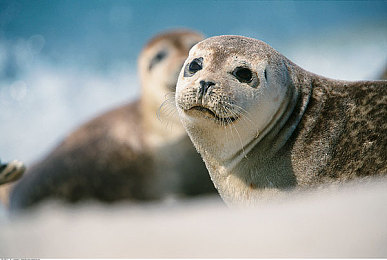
185,105,239,125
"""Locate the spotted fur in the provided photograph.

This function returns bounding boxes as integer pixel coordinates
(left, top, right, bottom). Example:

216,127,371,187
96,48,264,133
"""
176,35,387,206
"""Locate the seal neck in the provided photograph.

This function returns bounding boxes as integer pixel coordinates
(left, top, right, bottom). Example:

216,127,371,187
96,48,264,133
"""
205,63,314,205
260,62,314,157
220,61,313,171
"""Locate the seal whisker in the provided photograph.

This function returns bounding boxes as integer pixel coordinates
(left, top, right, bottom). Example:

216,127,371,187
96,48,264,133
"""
230,105,259,138
219,104,234,142
157,93,178,125
216,104,239,152
221,101,257,139
222,109,233,146
223,101,256,128
224,111,239,154
164,91,176,99
161,107,180,131
157,92,183,132
225,107,246,157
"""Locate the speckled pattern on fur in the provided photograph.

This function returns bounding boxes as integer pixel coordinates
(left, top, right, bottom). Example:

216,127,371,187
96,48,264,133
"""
290,76,386,186
176,35,386,206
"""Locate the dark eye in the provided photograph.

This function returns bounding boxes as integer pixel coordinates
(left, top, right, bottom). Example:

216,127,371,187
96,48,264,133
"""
184,57,203,77
189,58,203,72
148,50,168,71
232,67,253,83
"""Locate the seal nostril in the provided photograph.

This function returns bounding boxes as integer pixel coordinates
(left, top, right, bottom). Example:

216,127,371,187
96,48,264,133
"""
200,80,215,95
197,80,215,103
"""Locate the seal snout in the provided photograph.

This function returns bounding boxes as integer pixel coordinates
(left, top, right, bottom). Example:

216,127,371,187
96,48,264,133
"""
198,80,215,103
178,79,240,124
187,105,238,124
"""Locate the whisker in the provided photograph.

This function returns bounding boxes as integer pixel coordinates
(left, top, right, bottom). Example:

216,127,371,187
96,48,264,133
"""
226,115,238,153
162,107,180,131
225,107,246,157
157,98,175,120
221,108,232,146
220,106,238,153
223,101,255,125
233,107,259,138
157,92,179,129
222,101,259,138
164,91,176,100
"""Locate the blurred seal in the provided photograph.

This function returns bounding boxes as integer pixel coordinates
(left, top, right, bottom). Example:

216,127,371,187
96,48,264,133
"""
176,35,387,206
10,29,217,210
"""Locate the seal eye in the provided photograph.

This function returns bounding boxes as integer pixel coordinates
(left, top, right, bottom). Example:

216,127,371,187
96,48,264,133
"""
232,67,253,83
189,58,202,72
184,57,203,77
148,50,168,71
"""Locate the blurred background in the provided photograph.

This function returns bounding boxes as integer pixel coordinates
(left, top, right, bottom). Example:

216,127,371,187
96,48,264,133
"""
0,0,386,165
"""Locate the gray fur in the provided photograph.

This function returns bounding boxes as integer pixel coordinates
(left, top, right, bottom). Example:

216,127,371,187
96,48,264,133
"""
176,35,386,205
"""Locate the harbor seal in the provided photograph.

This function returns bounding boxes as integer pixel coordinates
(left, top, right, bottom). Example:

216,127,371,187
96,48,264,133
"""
176,35,387,206
10,29,216,210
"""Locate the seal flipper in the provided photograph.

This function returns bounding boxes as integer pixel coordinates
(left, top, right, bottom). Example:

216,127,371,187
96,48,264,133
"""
0,160,25,185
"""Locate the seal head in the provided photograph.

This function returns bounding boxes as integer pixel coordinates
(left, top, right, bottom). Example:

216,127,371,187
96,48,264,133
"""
176,36,297,167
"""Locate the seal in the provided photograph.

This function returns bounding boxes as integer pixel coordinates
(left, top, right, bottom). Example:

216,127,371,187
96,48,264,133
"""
175,35,387,206
10,29,216,210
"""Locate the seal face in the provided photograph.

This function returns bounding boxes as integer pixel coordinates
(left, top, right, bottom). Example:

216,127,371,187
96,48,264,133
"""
139,30,204,94
9,30,217,210
176,35,387,206
176,36,294,165
138,30,205,147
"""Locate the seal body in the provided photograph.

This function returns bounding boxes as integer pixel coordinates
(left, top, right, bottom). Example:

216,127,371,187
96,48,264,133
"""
10,30,216,210
176,35,387,206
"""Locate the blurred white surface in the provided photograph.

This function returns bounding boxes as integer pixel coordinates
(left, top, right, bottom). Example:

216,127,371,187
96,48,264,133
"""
1,178,386,258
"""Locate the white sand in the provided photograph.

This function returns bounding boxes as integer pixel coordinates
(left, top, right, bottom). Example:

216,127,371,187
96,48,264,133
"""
1,177,386,258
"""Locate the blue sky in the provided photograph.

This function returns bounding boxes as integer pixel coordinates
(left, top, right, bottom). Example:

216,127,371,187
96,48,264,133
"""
1,0,386,70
